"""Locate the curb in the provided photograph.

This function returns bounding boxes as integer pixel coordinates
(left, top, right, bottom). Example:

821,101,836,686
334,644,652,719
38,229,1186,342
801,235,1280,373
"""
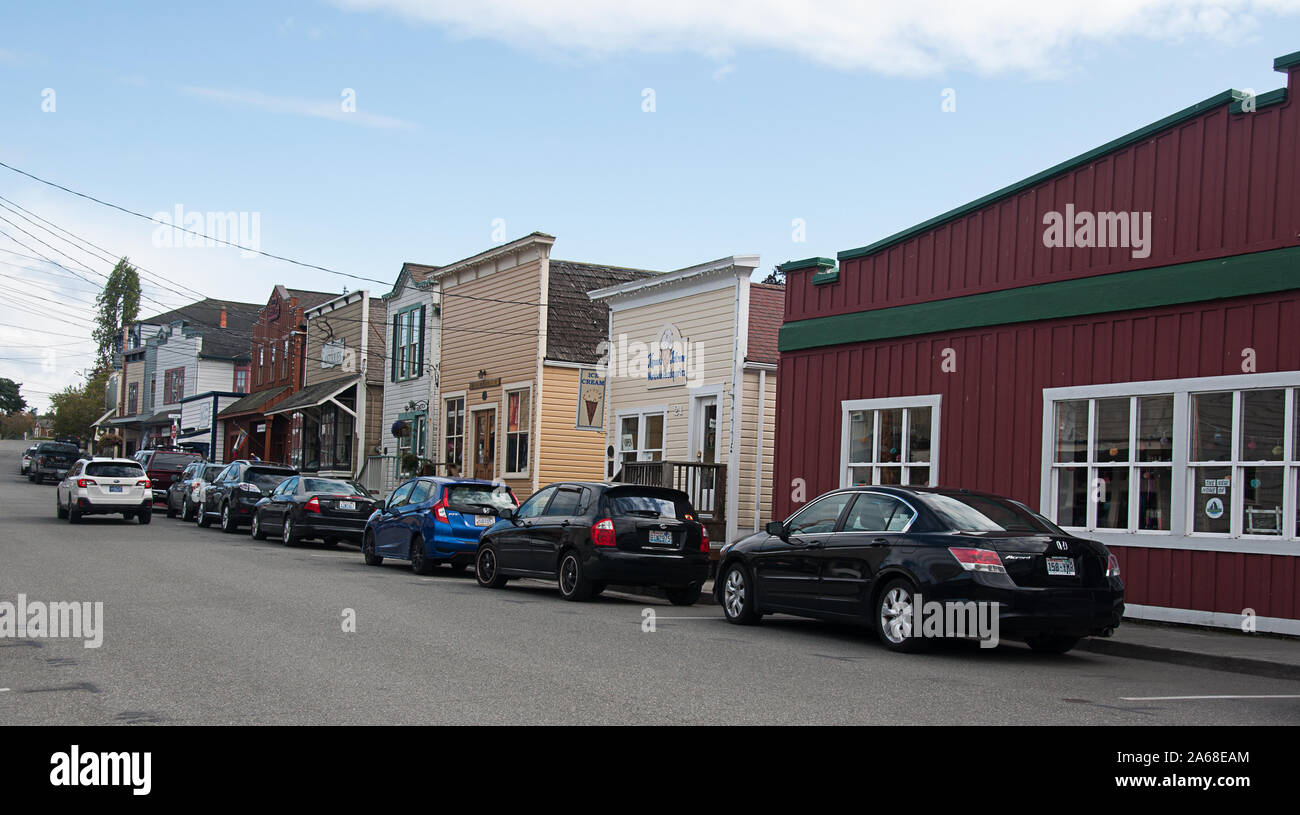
1079,637,1300,681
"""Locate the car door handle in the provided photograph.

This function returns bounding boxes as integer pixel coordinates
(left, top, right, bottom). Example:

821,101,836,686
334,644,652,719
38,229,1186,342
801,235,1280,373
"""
806,540,824,549
870,538,889,547
560,520,571,528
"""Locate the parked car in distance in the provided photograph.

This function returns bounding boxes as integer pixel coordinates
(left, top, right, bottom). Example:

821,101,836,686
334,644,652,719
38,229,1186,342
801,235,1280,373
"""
29,441,80,484
134,448,204,504
198,460,297,532
20,444,37,475
252,476,377,546
55,457,152,524
474,482,710,604
166,462,223,520
715,486,1125,654
363,477,518,573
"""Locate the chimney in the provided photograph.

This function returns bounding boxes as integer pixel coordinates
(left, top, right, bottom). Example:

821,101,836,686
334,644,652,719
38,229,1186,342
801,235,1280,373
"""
219,307,227,328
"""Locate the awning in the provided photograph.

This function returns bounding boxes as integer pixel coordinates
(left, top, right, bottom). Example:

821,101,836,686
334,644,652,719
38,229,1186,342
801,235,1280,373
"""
141,409,181,427
177,429,212,443
91,409,115,428
217,385,289,420
265,375,360,416
103,414,143,427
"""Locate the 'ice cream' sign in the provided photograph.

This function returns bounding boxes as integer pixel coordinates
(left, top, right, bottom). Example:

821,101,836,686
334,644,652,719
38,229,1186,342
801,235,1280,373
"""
576,369,607,431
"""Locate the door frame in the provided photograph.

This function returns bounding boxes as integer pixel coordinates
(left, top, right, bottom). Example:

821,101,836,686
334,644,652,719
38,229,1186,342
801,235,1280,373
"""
467,402,499,482
687,384,723,463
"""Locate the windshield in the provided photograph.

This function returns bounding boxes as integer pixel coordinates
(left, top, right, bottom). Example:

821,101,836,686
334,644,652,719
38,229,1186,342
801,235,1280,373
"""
202,465,223,482
927,492,1061,535
86,463,145,478
302,478,368,496
607,490,690,519
246,469,294,491
445,484,517,513
40,443,78,456
149,452,200,470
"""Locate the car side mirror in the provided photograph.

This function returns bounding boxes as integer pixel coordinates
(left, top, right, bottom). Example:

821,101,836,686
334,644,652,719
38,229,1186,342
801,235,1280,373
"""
499,508,516,523
765,520,788,539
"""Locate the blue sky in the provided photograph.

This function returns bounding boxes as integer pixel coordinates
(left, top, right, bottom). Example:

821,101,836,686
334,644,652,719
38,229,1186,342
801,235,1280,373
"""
1,1,1298,409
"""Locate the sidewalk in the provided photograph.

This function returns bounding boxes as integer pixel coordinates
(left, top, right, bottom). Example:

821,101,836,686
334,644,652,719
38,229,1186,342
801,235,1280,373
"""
1081,621,1300,681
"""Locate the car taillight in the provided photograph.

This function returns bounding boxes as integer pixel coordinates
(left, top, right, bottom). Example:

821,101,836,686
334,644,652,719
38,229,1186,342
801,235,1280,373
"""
1106,553,1121,578
432,495,449,524
592,518,616,547
305,496,321,513
136,478,150,488
948,547,1006,574
700,525,710,552
77,478,92,488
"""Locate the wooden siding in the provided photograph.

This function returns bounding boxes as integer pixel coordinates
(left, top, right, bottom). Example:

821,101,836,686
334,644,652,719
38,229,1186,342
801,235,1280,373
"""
537,365,606,486
736,369,777,534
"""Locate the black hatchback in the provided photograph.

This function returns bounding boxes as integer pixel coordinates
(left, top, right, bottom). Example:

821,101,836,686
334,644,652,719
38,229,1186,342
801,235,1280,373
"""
475,482,710,604
715,486,1124,654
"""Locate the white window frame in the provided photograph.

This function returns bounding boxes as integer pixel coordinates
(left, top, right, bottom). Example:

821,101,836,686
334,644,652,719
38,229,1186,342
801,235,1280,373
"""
839,395,941,488
441,391,466,475
502,381,533,479
615,405,669,465
1041,372,1300,556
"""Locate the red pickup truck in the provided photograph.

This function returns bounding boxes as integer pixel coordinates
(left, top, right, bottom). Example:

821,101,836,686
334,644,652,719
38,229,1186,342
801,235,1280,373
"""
135,449,205,503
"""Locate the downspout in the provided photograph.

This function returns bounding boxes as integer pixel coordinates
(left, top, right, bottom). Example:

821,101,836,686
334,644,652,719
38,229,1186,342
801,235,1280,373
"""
755,367,765,531
358,293,370,479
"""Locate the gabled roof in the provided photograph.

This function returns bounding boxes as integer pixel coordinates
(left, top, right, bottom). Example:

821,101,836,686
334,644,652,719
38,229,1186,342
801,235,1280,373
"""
265,374,360,415
282,287,339,311
384,263,441,300
139,298,260,331
747,283,785,365
546,260,658,364
217,385,290,419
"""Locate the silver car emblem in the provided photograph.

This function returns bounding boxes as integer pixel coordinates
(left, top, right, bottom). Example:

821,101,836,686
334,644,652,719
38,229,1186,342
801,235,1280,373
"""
1055,541,1069,551
659,523,667,530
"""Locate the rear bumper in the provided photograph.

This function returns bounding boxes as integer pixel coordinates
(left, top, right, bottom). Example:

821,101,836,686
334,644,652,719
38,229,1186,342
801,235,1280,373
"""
584,550,710,588
298,518,367,542
426,536,479,565
927,575,1125,638
75,496,151,515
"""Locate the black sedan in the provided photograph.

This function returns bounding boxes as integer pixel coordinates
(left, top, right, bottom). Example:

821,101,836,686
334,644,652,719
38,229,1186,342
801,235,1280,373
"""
251,476,376,546
475,482,710,604
715,486,1124,654
198,460,297,532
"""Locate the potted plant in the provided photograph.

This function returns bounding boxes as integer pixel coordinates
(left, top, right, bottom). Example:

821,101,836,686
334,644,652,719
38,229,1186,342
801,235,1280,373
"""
400,452,420,474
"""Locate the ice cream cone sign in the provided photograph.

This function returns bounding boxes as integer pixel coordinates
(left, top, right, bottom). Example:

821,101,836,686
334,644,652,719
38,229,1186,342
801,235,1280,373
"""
576,368,607,431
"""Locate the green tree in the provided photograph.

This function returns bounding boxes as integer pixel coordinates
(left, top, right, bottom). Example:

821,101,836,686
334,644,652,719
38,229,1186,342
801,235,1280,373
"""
92,258,142,373
49,370,109,443
0,377,25,414
761,264,787,286
0,411,34,439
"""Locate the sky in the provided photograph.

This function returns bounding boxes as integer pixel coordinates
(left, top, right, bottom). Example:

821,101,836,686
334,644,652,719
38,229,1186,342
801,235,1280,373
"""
1,0,1298,411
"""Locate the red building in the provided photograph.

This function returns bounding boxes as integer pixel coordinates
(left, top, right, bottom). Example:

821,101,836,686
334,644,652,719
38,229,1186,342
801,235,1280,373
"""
774,49,1300,635
218,285,337,463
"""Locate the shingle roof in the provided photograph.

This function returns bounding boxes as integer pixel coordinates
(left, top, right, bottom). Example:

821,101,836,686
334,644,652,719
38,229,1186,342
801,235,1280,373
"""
546,260,659,363
216,385,289,419
284,288,340,311
139,298,261,362
265,374,360,415
747,283,785,365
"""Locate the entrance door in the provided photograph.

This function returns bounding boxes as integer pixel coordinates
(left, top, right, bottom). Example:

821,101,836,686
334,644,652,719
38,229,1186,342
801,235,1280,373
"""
472,409,497,481
689,395,719,516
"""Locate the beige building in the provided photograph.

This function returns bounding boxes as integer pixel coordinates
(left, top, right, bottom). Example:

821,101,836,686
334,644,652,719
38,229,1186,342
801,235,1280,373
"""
432,233,655,501
589,256,784,545
267,290,386,479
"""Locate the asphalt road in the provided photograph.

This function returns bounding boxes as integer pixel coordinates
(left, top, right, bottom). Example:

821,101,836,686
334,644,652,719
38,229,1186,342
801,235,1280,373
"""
2,439,1298,725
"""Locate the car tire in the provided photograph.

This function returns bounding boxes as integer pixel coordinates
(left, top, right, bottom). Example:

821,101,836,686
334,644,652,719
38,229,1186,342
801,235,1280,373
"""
166,499,177,519
475,543,507,588
362,532,383,566
197,503,212,527
410,536,434,575
281,515,298,546
56,494,67,519
137,508,151,525
665,584,702,606
1026,635,1080,655
68,504,81,524
719,562,761,625
220,502,238,534
874,578,927,653
33,474,42,485
557,550,594,601
250,512,267,540
181,499,196,522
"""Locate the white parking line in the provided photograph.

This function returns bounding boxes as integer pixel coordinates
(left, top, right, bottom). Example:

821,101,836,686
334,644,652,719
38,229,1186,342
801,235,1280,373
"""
1120,694,1300,701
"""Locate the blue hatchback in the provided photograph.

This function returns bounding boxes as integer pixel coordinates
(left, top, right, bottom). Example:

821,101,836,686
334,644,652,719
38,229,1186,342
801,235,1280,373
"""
362,477,518,574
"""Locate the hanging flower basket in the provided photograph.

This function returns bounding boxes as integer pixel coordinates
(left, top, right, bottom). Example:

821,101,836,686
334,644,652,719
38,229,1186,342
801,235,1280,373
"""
391,419,410,438
97,432,124,447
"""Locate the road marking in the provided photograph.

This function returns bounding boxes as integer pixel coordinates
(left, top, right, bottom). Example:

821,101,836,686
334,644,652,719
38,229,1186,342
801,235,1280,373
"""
0,688,10,692
1120,694,1300,701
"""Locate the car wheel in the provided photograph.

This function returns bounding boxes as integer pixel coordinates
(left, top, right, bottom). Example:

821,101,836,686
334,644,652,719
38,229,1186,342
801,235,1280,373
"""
720,562,760,625
181,499,196,522
220,503,238,534
475,543,507,588
33,474,42,485
665,584,702,606
137,507,151,525
68,504,81,524
165,498,177,519
875,578,927,653
1026,635,1080,655
56,494,67,520
410,536,434,575
362,531,383,566
250,512,266,540
197,503,212,527
557,550,593,601
281,515,298,546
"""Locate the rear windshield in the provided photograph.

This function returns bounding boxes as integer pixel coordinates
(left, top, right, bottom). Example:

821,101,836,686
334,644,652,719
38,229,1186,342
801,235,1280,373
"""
86,463,145,478
606,490,690,520
926,493,1062,535
202,465,223,482
246,469,294,490
149,452,200,470
303,478,368,496
39,443,78,456
445,484,517,514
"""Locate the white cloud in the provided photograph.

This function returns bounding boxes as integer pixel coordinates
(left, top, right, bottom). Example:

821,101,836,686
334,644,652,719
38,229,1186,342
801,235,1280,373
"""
181,86,416,129
329,0,1300,75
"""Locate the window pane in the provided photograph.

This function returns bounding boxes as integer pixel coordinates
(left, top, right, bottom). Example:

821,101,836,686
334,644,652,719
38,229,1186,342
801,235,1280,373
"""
1191,465,1232,533
1055,468,1088,526
1055,400,1088,463
1240,389,1284,462
1093,398,1130,463
843,494,916,532
1094,466,1130,529
1241,467,1284,535
848,410,873,464
878,410,902,463
847,465,872,486
1137,468,1172,531
620,416,639,455
1137,395,1173,463
907,406,931,463
787,493,854,535
1191,392,1233,461
906,466,931,486
644,414,663,451
876,466,902,485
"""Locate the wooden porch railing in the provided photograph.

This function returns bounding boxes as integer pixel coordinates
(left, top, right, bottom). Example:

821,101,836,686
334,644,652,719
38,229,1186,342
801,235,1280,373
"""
619,460,727,551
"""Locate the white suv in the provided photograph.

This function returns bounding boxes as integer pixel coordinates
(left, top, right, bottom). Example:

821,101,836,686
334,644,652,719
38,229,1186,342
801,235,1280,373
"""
56,458,153,524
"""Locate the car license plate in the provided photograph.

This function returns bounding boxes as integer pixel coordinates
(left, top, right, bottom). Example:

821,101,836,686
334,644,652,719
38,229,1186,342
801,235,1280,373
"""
474,515,495,527
109,485,123,493
1046,557,1076,576
338,501,356,511
648,530,672,545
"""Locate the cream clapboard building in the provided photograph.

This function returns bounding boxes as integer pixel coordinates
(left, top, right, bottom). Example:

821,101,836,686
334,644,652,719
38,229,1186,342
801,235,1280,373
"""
589,256,784,545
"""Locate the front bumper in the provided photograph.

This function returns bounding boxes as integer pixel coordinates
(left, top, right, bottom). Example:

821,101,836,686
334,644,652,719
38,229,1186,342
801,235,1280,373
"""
584,550,710,589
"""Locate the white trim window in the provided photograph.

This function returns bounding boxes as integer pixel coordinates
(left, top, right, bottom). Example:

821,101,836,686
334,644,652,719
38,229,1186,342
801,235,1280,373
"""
618,409,666,465
1043,373,1300,548
443,396,465,474
840,395,941,487
504,386,532,477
